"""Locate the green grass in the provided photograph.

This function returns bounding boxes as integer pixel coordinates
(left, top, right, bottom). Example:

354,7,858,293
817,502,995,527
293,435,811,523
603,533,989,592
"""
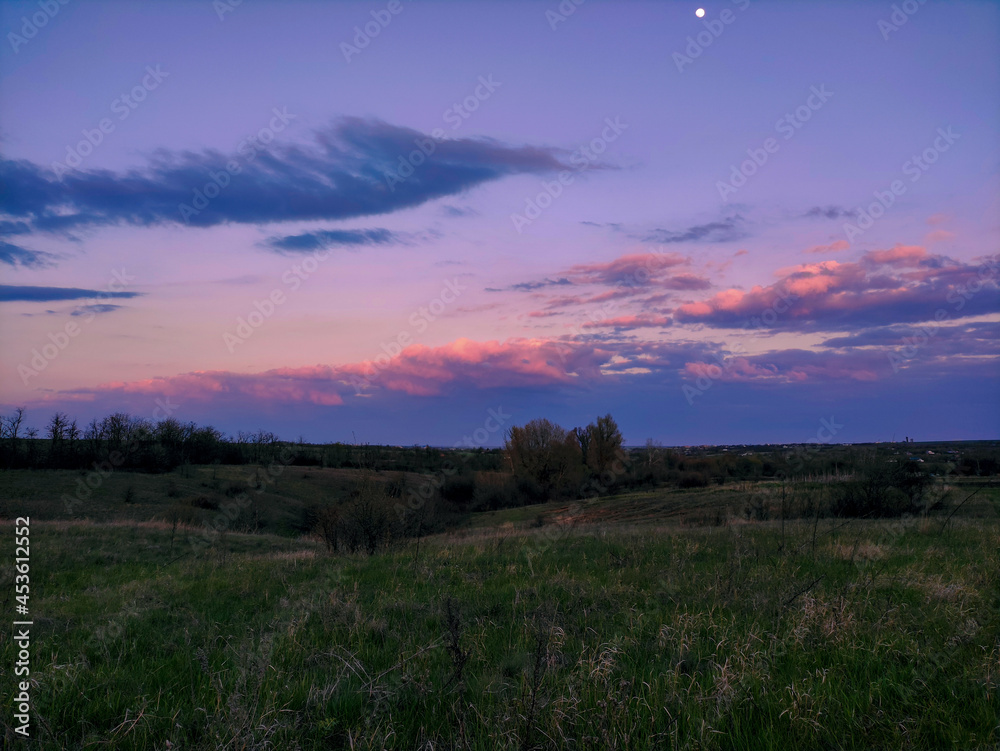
1,511,997,749
0,465,426,536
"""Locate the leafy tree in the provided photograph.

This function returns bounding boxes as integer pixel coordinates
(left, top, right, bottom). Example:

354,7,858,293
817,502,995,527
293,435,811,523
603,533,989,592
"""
504,418,584,499
583,413,624,477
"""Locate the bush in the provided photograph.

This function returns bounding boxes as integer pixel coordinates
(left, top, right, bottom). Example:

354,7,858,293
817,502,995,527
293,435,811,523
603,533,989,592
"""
385,471,408,499
678,471,709,489
225,480,250,498
190,495,220,510
471,475,519,511
313,505,342,552
514,475,546,504
831,452,924,518
441,473,476,508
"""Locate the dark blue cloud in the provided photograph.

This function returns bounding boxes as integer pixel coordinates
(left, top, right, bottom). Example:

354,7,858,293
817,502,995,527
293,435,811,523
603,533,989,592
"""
0,118,572,234
581,217,747,244
804,205,856,220
508,278,574,292
640,216,748,244
0,221,32,235
0,241,56,268
71,304,123,316
264,227,404,253
441,205,478,218
820,321,1000,357
0,285,141,302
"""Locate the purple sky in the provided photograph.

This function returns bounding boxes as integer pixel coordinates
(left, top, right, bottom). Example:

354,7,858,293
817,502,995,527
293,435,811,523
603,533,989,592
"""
1,0,998,446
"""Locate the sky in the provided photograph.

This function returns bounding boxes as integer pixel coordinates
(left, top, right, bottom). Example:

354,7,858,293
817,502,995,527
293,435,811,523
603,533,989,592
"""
1,0,998,447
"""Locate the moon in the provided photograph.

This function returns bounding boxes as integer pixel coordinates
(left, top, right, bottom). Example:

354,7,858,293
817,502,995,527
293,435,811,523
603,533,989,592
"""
695,8,706,17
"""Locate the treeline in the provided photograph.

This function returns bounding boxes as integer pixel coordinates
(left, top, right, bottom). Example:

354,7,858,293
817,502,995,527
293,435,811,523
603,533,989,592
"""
430,415,996,518
0,408,504,474
1,408,277,471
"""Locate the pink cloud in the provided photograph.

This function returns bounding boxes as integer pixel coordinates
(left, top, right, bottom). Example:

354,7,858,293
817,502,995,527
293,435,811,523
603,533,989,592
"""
675,246,999,329
564,252,689,286
804,240,851,254
582,314,672,330
925,229,955,244
88,338,617,405
683,350,883,384
863,244,929,267
100,370,347,406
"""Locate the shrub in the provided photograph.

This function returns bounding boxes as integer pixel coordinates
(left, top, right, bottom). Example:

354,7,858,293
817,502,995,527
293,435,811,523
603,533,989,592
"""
441,473,476,508
471,475,519,511
225,480,250,497
678,471,709,489
831,452,924,518
190,495,220,510
515,475,545,504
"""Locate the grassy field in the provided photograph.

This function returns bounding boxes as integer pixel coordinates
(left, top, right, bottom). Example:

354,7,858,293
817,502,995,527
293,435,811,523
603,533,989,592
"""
0,464,427,536
1,488,998,749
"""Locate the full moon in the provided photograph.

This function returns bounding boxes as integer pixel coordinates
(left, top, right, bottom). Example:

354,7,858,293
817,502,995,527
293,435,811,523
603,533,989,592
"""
695,8,705,17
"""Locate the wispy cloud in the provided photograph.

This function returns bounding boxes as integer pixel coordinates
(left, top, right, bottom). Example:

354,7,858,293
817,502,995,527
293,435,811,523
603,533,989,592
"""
508,277,573,291
71,303,123,316
262,227,407,254
441,205,478,218
581,314,672,330
804,240,851,254
640,215,748,244
0,117,572,234
0,285,141,302
0,241,57,268
804,205,855,220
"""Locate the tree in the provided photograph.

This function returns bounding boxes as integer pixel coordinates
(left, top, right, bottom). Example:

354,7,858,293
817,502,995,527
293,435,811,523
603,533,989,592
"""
583,414,624,477
575,426,592,464
504,418,584,499
1,407,25,467
66,419,80,461
345,473,391,555
47,412,69,464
